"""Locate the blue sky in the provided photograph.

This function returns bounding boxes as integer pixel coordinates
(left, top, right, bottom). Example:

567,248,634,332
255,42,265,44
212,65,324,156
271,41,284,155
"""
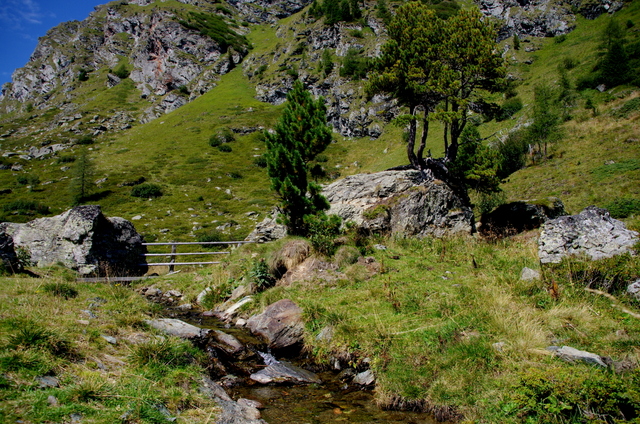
0,0,102,86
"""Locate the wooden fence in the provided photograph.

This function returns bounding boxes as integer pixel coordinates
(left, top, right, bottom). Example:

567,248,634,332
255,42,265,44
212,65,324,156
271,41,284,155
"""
142,241,253,271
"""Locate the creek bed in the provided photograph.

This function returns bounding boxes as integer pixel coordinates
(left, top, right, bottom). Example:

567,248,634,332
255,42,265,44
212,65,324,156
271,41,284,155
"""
185,314,439,424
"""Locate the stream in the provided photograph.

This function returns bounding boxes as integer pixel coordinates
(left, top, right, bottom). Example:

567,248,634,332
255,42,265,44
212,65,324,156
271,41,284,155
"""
185,314,439,424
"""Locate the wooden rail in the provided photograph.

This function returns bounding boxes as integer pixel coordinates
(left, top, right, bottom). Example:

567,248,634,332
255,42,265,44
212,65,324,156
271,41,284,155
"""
142,241,253,271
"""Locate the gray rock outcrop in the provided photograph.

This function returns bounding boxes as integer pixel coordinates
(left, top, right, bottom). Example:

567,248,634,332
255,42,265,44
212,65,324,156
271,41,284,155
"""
323,170,474,237
0,205,147,276
247,299,305,351
628,279,640,300
245,209,287,243
477,0,623,40
201,377,267,424
538,206,639,264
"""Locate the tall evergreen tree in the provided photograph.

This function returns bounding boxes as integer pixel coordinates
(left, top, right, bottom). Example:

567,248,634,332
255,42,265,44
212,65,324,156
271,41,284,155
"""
69,149,94,206
265,81,333,236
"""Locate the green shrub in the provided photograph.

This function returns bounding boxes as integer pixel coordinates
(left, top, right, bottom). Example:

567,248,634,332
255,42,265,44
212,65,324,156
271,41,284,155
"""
16,174,40,188
42,282,79,299
350,29,364,38
218,144,232,152
610,97,640,119
112,63,130,79
339,48,369,80
504,367,640,423
554,34,567,44
604,198,640,218
562,57,577,70
131,183,163,198
196,230,226,249
496,97,523,121
78,69,89,81
304,213,342,256
497,130,529,179
177,85,190,95
2,200,49,215
56,155,76,164
228,171,243,179
129,337,200,376
179,11,250,53
209,127,235,147
253,155,267,168
76,135,94,145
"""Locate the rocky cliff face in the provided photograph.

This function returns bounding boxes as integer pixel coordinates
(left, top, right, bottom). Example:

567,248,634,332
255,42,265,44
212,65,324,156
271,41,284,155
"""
0,0,313,124
478,0,624,40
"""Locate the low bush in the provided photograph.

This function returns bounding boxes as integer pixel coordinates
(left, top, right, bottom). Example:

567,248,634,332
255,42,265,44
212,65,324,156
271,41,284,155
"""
56,155,76,164
112,63,130,79
76,136,94,145
253,155,267,168
218,144,232,152
248,259,276,290
131,183,163,198
209,127,235,148
496,97,523,121
2,200,49,215
304,213,342,256
604,198,640,218
334,245,361,268
7,321,72,357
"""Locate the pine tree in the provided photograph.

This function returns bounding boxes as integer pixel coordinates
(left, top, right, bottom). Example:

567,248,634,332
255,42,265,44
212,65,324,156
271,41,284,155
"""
265,81,333,236
69,149,94,205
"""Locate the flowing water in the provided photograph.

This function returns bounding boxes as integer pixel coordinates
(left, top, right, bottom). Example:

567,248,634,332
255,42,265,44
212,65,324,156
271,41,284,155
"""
185,314,439,424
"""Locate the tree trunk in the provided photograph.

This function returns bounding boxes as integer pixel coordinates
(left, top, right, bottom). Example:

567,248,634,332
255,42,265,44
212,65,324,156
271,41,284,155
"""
406,105,419,168
416,109,429,170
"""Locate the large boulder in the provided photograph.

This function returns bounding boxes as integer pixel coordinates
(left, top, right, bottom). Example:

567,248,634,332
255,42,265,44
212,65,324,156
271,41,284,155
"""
0,205,147,276
538,206,639,264
247,299,305,352
323,170,474,237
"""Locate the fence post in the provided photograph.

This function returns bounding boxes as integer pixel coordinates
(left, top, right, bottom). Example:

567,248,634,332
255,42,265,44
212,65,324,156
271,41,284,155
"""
169,243,177,272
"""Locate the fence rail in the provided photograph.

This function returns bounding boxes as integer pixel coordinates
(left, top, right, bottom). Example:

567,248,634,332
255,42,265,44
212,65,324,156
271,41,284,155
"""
142,241,253,271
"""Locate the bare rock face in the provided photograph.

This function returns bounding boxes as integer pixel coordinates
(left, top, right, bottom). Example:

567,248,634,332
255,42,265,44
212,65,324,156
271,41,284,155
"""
538,206,638,264
0,205,147,276
477,0,622,40
247,299,305,352
324,170,474,237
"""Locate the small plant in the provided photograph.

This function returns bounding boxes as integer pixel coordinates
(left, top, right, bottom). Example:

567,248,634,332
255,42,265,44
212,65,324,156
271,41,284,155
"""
228,171,243,179
496,97,523,121
196,230,225,248
78,68,89,81
42,282,79,299
253,155,267,168
350,29,364,38
8,322,71,356
255,64,268,77
561,57,577,70
248,259,276,290
16,174,40,190
199,279,237,308
218,144,232,152
131,183,163,198
513,34,520,50
177,85,190,95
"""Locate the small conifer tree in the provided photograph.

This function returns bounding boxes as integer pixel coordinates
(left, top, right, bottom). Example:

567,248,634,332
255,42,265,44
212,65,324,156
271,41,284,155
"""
265,81,333,236
69,149,94,205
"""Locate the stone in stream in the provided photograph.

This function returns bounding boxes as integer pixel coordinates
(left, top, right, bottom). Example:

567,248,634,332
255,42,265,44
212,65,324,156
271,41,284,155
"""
201,377,266,424
352,369,375,386
250,360,322,385
211,330,245,355
145,318,210,340
246,299,304,351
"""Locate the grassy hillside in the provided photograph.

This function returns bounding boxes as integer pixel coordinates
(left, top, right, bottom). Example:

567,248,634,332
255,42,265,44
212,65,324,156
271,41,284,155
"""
1,2,640,423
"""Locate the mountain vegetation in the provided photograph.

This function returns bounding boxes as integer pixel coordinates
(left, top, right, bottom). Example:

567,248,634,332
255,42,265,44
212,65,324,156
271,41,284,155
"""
0,0,639,422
